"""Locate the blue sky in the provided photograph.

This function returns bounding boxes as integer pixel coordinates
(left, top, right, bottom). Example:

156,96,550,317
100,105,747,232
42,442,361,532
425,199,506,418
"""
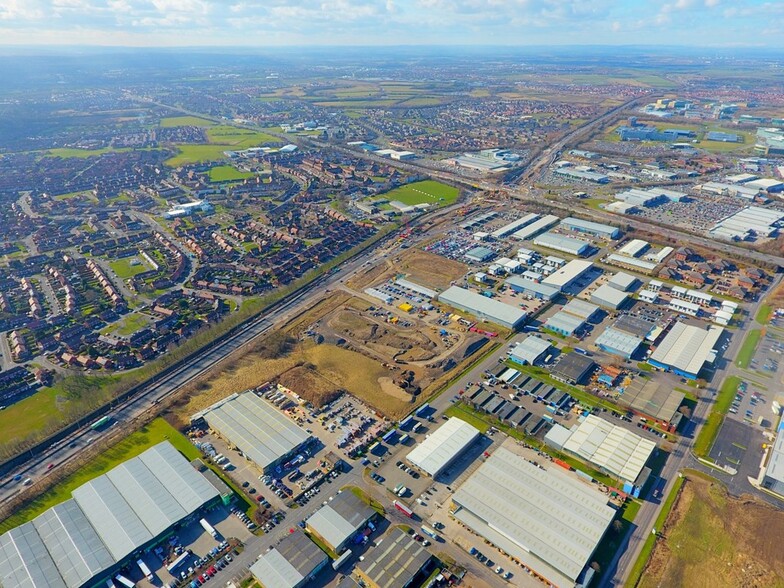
0,0,781,47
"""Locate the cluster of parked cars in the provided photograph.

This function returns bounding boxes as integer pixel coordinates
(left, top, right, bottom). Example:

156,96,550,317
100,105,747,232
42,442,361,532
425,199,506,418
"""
396,460,420,478
369,471,385,483
468,547,513,579
260,475,293,499
184,551,233,588
261,511,285,533
230,508,256,531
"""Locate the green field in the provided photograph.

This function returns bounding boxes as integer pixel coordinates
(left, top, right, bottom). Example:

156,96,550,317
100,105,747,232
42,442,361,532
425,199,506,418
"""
105,313,150,336
381,180,459,206
45,147,114,159
693,375,741,457
166,126,280,167
109,257,150,279
756,303,772,324
160,116,216,128
0,418,198,533
736,329,761,368
209,165,255,182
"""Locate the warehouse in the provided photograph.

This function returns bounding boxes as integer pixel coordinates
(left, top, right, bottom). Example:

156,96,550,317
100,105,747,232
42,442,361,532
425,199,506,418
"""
450,445,615,588
511,214,560,240
648,322,724,379
544,311,585,337
668,299,700,317
491,213,539,238
406,417,481,477
617,239,650,258
551,353,596,384
542,259,594,291
595,326,643,359
394,277,437,300
356,528,434,588
621,378,685,423
590,283,629,310
761,423,784,495
464,246,496,263
606,254,658,274
613,315,656,339
505,276,559,301
509,335,553,366
560,217,620,239
533,232,592,257
548,414,656,485
249,530,329,588
561,298,601,322
0,442,219,588
198,391,312,473
306,491,376,554
608,272,639,292
438,286,528,329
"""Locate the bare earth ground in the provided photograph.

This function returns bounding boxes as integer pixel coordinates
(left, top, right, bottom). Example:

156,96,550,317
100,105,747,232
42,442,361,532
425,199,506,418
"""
640,475,784,588
347,249,468,291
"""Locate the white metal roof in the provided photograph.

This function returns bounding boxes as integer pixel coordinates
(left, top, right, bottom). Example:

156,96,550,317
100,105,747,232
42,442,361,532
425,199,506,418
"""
541,259,593,290
617,239,649,258
649,322,724,376
250,550,304,588
595,327,642,357
533,232,591,256
511,215,559,240
0,523,68,588
306,492,374,551
562,298,600,320
609,272,638,291
451,446,615,584
562,415,656,484
406,417,480,476
764,428,784,485
545,311,585,336
606,254,658,272
32,500,115,588
591,284,629,309
203,391,311,471
510,336,552,365
438,286,528,328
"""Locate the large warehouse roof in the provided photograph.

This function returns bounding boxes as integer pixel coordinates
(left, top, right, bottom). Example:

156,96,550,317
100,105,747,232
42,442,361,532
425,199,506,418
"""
357,528,432,588
306,492,375,552
452,446,615,586
406,417,480,476
438,286,528,329
590,284,629,309
32,501,115,588
561,415,656,484
648,322,724,378
249,531,328,588
542,260,593,290
202,391,311,472
0,442,218,588
533,232,591,256
510,335,552,365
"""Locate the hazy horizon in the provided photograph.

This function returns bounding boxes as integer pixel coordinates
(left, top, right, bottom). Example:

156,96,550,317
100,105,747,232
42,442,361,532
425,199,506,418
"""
0,0,782,49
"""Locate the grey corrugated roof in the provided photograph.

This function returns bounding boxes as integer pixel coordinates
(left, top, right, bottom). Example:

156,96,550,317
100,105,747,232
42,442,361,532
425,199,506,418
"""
406,417,480,476
250,531,327,588
307,492,374,551
452,447,614,584
32,500,115,588
139,441,219,514
204,392,310,471
0,523,67,588
358,528,431,588
72,476,152,561
438,286,528,328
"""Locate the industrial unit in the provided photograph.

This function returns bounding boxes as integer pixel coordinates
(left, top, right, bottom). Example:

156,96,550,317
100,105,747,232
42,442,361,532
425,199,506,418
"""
511,214,560,240
559,217,620,239
561,298,601,322
545,414,656,485
595,326,643,359
541,260,594,291
505,276,560,301
249,530,330,588
710,206,784,241
533,232,592,257
355,528,434,588
406,417,481,477
544,311,585,337
648,322,724,379
464,246,496,263
590,284,629,310
305,491,376,555
761,423,784,495
196,391,312,474
608,272,639,292
0,442,220,588
551,353,596,385
437,286,528,329
450,446,615,588
509,335,553,366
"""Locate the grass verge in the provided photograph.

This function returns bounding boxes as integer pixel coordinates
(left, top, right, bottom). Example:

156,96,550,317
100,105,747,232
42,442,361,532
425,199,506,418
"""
625,474,686,587
693,375,741,458
736,329,761,369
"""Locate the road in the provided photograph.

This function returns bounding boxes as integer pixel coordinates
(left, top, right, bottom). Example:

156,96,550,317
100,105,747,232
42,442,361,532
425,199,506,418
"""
603,274,781,587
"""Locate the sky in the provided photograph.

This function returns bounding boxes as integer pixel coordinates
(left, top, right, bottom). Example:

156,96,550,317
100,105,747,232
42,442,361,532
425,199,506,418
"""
0,0,781,48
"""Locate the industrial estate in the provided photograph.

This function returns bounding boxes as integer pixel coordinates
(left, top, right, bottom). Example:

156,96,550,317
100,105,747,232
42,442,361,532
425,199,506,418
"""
2,46,784,588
